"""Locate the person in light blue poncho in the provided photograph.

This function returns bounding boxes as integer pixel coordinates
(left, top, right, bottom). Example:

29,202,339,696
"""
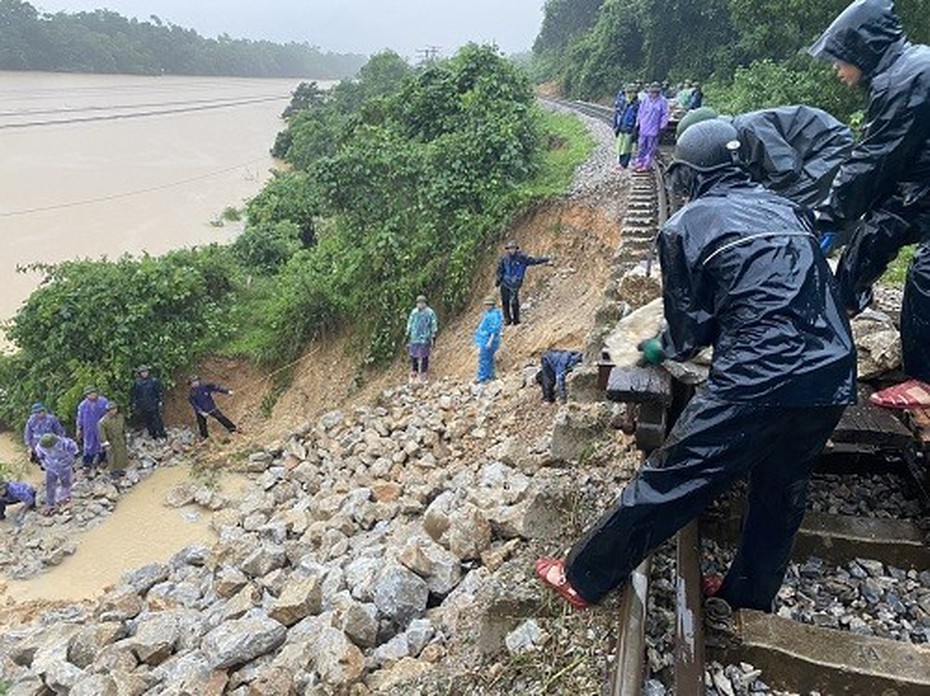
474,297,504,383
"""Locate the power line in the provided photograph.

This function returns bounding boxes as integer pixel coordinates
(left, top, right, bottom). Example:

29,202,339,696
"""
0,94,289,131
0,92,289,119
0,158,270,219
415,46,442,65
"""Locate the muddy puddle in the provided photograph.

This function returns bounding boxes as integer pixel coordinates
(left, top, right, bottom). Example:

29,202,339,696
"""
0,463,250,604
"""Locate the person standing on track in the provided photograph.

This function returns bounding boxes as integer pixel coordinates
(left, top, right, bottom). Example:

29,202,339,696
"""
406,294,439,384
495,241,552,326
536,120,856,612
132,365,167,440
632,82,669,171
23,402,65,466
188,375,238,439
75,386,109,475
614,84,640,169
809,0,930,410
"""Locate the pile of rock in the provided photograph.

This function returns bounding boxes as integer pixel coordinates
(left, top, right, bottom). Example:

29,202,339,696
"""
0,428,200,580
0,376,637,694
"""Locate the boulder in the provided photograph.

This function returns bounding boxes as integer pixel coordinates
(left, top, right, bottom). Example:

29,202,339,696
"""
130,612,181,666
201,615,287,670
339,600,379,649
852,310,902,379
122,562,170,595
313,627,364,687
268,574,322,627
373,564,429,626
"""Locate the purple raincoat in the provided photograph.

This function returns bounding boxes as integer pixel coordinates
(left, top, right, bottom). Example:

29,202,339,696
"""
76,396,109,457
635,94,669,137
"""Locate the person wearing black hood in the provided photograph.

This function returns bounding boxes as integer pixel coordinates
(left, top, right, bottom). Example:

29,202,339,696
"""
536,120,856,612
810,0,930,409
131,365,167,440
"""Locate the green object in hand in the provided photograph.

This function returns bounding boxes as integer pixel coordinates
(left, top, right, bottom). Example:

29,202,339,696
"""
637,338,666,365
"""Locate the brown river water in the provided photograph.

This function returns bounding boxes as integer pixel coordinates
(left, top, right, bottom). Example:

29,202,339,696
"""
0,71,327,322
0,71,324,603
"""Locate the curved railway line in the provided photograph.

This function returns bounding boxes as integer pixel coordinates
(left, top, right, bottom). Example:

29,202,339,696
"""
551,98,930,695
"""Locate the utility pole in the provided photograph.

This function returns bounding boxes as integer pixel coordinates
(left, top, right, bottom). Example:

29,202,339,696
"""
415,46,442,66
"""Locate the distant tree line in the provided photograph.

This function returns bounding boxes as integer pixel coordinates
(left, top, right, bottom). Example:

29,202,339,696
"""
0,0,366,78
533,0,930,120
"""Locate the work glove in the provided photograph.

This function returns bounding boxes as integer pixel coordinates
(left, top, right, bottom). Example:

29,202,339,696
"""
637,338,666,366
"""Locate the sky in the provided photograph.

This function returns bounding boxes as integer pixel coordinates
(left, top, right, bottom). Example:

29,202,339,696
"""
36,0,547,58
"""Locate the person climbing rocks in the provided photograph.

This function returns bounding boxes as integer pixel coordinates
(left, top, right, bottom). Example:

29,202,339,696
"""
632,82,669,171
495,241,553,326
406,294,439,384
536,120,856,613
75,386,109,475
614,84,640,169
98,401,129,480
475,297,504,384
809,0,930,409
35,433,79,515
538,350,584,404
23,402,65,466
132,365,167,440
0,480,37,523
188,375,238,439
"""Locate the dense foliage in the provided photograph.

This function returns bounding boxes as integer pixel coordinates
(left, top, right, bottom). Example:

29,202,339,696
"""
0,0,365,78
0,47,594,430
0,250,239,428
534,0,930,120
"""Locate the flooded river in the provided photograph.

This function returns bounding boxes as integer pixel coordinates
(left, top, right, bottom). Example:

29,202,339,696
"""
0,71,323,322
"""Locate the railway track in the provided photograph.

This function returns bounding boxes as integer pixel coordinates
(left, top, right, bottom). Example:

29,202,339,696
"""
552,97,930,695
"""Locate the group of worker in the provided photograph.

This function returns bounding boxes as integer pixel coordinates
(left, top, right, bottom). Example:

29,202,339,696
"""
613,79,703,171
407,241,577,391
2,367,239,520
539,0,930,617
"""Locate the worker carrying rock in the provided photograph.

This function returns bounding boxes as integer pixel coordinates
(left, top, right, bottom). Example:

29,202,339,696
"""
809,0,930,410
536,120,856,612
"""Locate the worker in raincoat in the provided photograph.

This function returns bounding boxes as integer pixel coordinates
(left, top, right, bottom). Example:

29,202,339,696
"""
406,294,439,384
809,0,930,409
23,402,65,465
538,350,584,403
675,105,854,211
495,241,552,326
474,297,504,383
536,120,856,612
632,83,669,171
98,402,129,479
614,84,640,169
0,480,37,522
35,433,79,514
75,386,109,473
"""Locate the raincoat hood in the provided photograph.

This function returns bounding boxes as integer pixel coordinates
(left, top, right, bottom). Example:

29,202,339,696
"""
808,0,904,78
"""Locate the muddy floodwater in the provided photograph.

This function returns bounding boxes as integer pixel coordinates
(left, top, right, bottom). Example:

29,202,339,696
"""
0,71,326,323
1,463,249,604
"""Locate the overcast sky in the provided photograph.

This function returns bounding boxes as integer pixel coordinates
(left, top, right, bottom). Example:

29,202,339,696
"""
36,1,546,58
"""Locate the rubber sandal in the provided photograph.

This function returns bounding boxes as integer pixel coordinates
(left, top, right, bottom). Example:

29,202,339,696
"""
702,573,724,597
870,380,930,409
535,558,592,610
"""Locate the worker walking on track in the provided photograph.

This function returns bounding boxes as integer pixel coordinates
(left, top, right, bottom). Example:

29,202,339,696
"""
809,0,930,410
632,82,669,171
536,120,856,612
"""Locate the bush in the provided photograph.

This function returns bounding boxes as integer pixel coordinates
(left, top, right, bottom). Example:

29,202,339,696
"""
231,221,303,274
0,249,238,430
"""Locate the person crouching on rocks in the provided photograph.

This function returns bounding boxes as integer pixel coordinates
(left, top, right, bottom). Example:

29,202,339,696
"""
475,297,504,384
0,480,37,524
406,294,438,385
98,401,129,480
35,433,79,515
188,375,238,439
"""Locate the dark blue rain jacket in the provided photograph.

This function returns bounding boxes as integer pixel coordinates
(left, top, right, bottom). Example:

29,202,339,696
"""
613,90,627,134
542,350,584,400
658,169,856,406
496,253,550,290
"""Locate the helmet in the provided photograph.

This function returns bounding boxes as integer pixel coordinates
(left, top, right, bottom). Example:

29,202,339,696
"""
416,294,427,304
505,241,519,250
136,364,151,373
106,401,118,411
669,120,740,173
82,386,99,396
30,402,46,414
39,433,58,448
676,107,719,139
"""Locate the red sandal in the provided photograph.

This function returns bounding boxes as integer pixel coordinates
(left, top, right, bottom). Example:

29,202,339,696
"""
701,573,724,597
869,380,930,410
535,558,592,610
